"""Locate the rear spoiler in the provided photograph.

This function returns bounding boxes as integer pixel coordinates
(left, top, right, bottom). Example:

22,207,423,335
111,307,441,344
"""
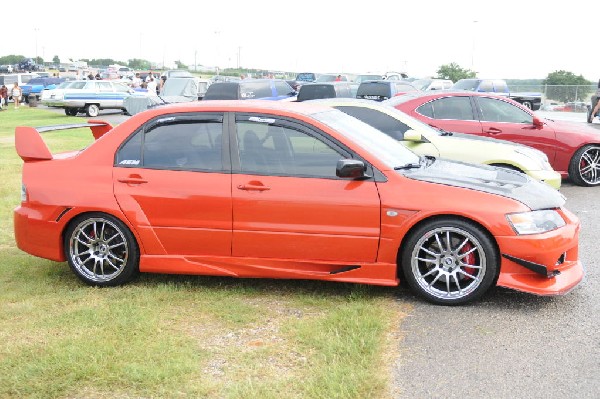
15,120,113,162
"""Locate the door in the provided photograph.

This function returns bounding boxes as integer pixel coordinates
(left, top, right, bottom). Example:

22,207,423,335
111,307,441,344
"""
474,96,558,164
231,115,381,262
113,113,232,256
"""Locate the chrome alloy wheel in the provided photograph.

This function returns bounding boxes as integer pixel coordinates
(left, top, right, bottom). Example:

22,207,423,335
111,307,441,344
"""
410,226,487,301
577,145,600,185
68,217,129,283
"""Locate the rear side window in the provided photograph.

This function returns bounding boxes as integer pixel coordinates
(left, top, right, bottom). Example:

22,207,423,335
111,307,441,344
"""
417,97,474,120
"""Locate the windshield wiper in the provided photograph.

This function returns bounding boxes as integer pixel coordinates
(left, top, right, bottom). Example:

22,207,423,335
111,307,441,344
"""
394,162,422,170
438,127,453,136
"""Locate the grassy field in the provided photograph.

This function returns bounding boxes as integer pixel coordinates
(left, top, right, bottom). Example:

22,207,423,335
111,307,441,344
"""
0,106,410,398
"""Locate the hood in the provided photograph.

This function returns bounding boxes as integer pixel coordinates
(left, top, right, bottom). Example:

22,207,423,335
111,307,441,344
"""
403,158,565,210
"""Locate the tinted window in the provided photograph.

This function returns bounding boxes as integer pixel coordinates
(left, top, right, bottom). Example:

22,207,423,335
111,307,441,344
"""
240,82,273,99
419,97,474,120
141,121,223,170
335,106,410,140
356,82,391,101
477,97,533,124
236,121,342,177
274,80,293,96
297,84,336,101
203,82,239,100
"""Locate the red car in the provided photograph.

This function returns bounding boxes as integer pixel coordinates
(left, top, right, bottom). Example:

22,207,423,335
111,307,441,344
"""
385,91,600,186
14,101,583,305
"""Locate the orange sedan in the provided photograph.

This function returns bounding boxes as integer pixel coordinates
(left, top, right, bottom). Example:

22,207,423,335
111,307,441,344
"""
14,101,584,305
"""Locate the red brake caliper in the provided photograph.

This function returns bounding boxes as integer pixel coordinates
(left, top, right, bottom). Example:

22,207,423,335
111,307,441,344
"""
460,242,476,280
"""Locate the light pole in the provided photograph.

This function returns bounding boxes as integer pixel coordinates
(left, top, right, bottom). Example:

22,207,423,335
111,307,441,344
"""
34,27,39,64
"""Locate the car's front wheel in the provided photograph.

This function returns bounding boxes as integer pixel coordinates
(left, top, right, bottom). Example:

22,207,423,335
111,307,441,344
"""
568,145,600,186
64,213,139,286
85,104,100,117
401,218,498,305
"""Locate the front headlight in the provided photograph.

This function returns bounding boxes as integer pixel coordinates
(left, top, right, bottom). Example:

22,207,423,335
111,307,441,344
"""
506,210,565,235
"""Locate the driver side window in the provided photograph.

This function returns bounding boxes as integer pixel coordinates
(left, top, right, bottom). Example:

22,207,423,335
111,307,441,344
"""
478,97,533,124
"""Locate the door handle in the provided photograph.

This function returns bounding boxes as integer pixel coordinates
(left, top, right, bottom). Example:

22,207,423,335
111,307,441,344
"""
237,183,270,191
484,127,502,134
118,176,148,185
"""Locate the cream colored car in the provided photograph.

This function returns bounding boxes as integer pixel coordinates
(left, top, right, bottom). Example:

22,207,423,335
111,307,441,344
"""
310,98,561,189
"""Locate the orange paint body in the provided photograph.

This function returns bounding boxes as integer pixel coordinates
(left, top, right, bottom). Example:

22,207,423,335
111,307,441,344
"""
14,101,584,296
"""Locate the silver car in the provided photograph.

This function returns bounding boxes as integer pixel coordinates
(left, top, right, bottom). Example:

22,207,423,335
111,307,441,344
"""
41,80,134,116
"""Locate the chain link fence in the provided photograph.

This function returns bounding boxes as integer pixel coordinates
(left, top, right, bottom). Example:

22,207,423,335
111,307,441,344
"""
509,84,598,108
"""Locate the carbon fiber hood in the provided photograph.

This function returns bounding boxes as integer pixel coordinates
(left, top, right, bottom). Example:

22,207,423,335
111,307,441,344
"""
402,158,565,210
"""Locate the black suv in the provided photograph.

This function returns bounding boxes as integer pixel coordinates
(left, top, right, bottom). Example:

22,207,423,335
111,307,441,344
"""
356,80,419,101
203,79,295,101
296,82,358,102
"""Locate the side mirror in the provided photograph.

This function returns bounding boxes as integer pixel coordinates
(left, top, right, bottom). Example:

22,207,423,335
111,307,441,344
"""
403,129,423,142
533,116,544,129
336,159,367,179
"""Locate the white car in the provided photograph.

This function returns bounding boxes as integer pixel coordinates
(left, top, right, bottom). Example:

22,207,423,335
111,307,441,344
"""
41,80,134,116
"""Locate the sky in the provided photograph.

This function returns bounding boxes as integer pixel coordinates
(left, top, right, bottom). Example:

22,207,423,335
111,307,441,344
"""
2,0,597,81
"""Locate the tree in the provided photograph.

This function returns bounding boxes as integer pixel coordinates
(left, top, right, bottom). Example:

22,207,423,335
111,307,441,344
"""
543,70,593,103
436,63,476,82
0,54,25,65
128,58,152,70
175,60,188,70
52,55,60,65
34,56,44,65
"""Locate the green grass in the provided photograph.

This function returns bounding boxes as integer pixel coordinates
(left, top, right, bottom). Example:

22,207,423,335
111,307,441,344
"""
0,106,409,398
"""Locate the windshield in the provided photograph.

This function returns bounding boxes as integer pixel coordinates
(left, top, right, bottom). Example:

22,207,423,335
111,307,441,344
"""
452,79,480,90
410,79,433,90
312,109,421,168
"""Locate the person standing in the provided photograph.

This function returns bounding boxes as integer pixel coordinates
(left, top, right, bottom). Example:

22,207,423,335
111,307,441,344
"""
146,77,157,95
0,84,8,110
12,82,22,109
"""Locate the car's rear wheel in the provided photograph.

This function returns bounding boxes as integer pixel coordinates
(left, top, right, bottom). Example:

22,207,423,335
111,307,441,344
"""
401,218,498,305
568,145,600,186
65,108,78,116
85,104,100,117
64,213,139,286
521,101,532,109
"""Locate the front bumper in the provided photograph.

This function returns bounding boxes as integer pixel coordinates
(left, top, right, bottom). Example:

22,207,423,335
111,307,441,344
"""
495,209,583,295
526,169,562,190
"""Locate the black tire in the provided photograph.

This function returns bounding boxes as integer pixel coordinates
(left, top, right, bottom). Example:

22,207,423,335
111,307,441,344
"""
568,145,600,186
401,218,498,305
521,101,532,110
65,108,78,116
64,213,139,286
85,104,100,117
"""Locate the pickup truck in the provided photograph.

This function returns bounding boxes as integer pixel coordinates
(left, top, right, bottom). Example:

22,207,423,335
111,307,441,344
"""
452,78,542,110
21,77,66,103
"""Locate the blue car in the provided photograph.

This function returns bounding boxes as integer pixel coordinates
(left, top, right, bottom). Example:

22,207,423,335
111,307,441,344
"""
22,77,66,102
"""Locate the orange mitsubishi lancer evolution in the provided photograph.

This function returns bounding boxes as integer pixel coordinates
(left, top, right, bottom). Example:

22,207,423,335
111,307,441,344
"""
14,100,584,305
